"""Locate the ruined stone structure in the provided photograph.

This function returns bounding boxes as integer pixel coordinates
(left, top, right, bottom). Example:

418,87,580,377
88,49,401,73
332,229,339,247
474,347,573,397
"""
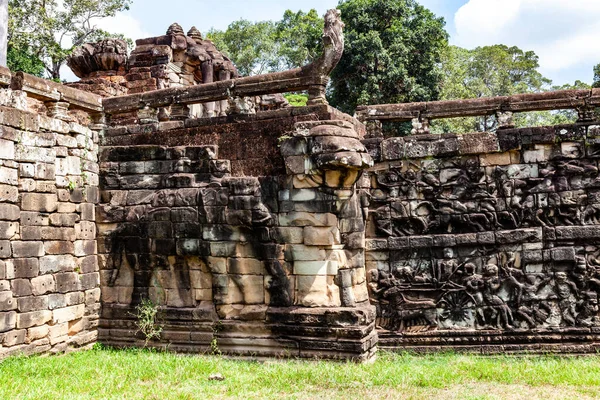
4,9,600,360
0,67,102,357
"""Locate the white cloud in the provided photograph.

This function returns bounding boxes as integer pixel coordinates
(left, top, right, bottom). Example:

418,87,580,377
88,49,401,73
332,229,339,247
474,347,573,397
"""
453,0,600,83
95,13,152,43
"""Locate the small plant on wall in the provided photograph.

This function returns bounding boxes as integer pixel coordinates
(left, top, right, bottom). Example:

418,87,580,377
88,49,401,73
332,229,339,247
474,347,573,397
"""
135,298,163,346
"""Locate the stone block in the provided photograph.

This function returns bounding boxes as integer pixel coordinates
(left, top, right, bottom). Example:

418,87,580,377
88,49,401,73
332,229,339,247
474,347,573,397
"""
78,203,95,221
75,221,96,240
74,240,97,257
17,295,48,313
0,138,14,159
21,193,58,212
44,241,74,255
0,311,17,332
16,310,52,329
47,294,66,310
3,328,26,346
272,227,304,244
15,145,55,163
20,212,49,226
230,275,264,304
228,258,264,275
0,166,18,185
31,275,56,296
0,221,18,239
49,213,80,227
48,322,68,345
0,292,17,311
0,241,10,258
0,204,19,220
293,260,339,276
303,226,341,246
27,324,50,342
278,212,337,227
11,241,44,257
79,256,98,274
206,257,227,274
11,279,33,297
53,304,85,324
40,255,76,274
0,184,18,203
55,273,80,293
9,258,39,278
296,275,340,307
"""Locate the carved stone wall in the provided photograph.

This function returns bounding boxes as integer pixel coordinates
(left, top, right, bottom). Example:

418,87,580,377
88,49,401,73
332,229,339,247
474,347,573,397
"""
363,123,600,353
97,105,377,360
0,87,100,359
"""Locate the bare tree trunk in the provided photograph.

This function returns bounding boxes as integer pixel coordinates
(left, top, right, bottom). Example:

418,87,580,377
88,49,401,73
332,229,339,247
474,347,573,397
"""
0,0,8,67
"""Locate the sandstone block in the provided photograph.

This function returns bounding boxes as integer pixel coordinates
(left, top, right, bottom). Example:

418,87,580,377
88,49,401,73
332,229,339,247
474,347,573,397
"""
303,226,341,246
0,138,14,159
11,279,33,297
21,193,58,212
40,255,76,274
27,324,50,342
75,221,96,240
43,241,74,255
55,272,80,293
0,166,18,185
8,258,39,278
0,204,19,221
207,257,227,274
20,212,49,226
47,294,66,310
293,260,339,276
48,322,68,345
49,213,80,227
278,212,337,227
0,311,17,332
0,292,16,311
0,184,18,202
31,275,56,296
3,328,26,346
0,241,10,258
11,241,44,257
53,304,85,324
17,310,52,329
0,221,17,239
296,275,340,307
17,295,49,313
74,240,97,256
228,258,264,275
230,275,264,304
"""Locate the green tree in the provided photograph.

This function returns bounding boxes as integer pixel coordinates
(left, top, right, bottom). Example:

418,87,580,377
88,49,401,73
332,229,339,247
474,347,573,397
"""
593,63,600,88
273,9,323,71
207,20,277,77
328,0,448,114
432,44,553,133
207,9,324,76
7,42,45,76
8,0,132,80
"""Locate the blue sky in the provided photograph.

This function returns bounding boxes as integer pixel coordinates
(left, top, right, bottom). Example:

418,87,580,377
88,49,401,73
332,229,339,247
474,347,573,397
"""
90,0,600,87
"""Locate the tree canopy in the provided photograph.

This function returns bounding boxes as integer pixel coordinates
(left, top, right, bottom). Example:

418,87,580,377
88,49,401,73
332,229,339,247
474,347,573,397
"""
327,0,448,113
207,9,323,77
8,0,132,79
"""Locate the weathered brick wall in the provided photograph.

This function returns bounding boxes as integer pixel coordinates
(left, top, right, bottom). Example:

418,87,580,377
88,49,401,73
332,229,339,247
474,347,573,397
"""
0,89,100,358
363,123,600,353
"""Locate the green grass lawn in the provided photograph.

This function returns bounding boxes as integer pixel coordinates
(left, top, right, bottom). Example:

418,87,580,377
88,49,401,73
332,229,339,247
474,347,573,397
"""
2,346,600,399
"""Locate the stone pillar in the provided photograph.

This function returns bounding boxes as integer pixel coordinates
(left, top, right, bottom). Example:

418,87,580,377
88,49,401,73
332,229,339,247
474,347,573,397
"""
218,70,231,116
0,0,7,67
202,60,215,117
